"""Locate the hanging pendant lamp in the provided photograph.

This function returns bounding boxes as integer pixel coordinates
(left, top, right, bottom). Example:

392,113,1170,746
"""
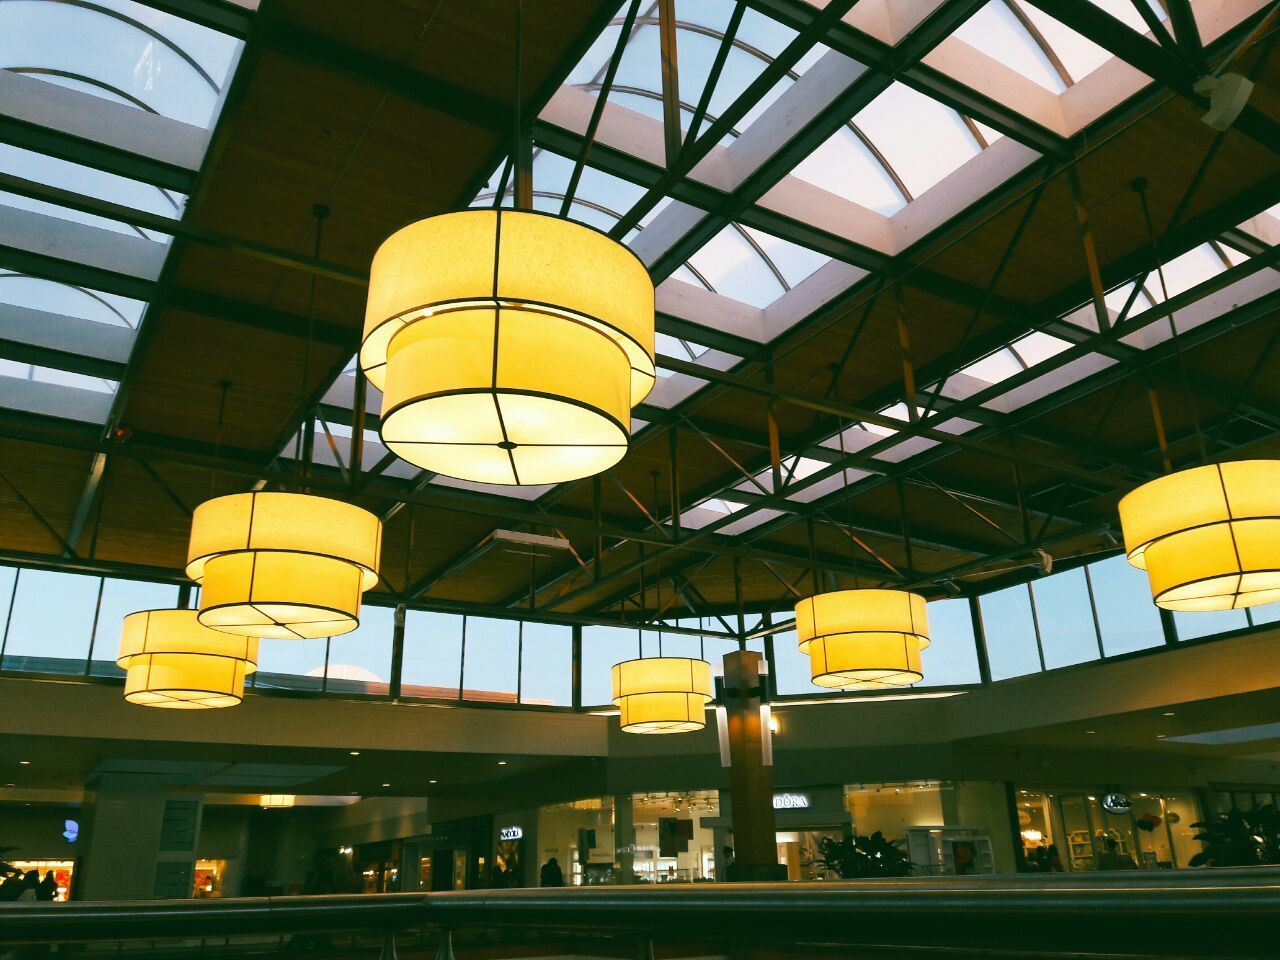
1118,460,1280,611
260,794,296,809
795,588,930,689
118,609,258,709
612,656,713,734
187,492,382,639
362,210,655,485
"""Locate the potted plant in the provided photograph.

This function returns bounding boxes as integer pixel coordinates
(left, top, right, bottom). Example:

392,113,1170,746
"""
805,832,912,878
1188,804,1280,867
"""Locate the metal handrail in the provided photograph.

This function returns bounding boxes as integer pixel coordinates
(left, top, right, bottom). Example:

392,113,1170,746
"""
1,870,1279,956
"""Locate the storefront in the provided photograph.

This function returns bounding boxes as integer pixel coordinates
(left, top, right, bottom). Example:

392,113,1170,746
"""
5,859,74,901
1015,787,1203,870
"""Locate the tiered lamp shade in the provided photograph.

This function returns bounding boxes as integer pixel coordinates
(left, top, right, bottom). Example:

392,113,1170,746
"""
1118,460,1280,611
611,657,713,734
361,209,656,486
117,609,258,709
187,492,382,640
795,589,930,689
260,794,296,809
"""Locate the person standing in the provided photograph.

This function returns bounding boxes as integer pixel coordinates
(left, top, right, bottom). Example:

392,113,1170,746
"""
539,857,564,887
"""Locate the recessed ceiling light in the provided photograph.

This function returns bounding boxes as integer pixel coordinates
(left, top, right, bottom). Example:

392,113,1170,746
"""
349,751,360,756
429,779,438,784
1156,734,1167,739
1162,711,1175,717
18,760,30,765
382,783,391,787
498,761,507,766
1085,730,1096,735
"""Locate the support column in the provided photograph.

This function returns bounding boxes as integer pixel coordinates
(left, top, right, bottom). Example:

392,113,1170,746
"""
77,773,203,900
612,793,634,884
721,649,784,881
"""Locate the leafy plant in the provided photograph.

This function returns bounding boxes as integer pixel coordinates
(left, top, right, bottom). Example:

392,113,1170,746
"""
1188,804,1280,867
806,832,912,878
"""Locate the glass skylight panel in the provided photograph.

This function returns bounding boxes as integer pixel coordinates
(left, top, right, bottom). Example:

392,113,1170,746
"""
562,1,823,145
430,475,555,502
0,359,116,394
1010,0,1163,86
0,0,241,129
1144,244,1229,302
791,125,909,214
686,223,828,307
853,83,982,198
0,271,144,327
955,3,1066,92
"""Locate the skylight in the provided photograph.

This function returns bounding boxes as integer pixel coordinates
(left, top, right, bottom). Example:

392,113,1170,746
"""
684,222,829,308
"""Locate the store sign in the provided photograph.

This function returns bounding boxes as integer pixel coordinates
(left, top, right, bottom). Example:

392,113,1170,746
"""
499,826,523,841
772,792,811,810
1101,792,1132,815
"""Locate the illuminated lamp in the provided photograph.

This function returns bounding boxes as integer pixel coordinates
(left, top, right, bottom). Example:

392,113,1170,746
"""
795,588,929,689
611,657,713,734
187,492,382,639
1118,460,1280,611
361,209,655,485
260,795,296,809
117,609,257,709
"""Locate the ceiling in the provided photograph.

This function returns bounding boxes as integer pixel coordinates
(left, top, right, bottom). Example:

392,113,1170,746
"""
0,0,1277,633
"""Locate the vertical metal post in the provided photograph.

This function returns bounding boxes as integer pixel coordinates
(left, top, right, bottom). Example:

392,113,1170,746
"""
1082,564,1107,660
895,283,919,423
571,624,583,710
969,595,992,685
350,368,366,486
761,611,778,699
1066,164,1110,333
457,615,468,701
1011,449,1033,545
1159,607,1179,647
389,603,406,700
0,568,17,664
84,576,106,675
733,556,746,648
766,404,783,493
1146,386,1174,474
1026,581,1047,673
178,584,192,610
668,426,681,540
592,475,603,581
657,0,681,167
513,0,532,210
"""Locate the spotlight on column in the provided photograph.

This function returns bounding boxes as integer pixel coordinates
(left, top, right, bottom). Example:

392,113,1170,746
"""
1194,73,1254,131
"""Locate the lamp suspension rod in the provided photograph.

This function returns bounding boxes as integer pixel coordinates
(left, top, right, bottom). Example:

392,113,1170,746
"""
512,0,531,210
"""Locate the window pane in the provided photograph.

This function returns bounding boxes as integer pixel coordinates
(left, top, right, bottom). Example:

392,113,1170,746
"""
402,611,463,698
520,621,572,706
255,638,328,691
1174,608,1248,642
980,583,1041,680
1248,602,1280,627
0,565,17,643
89,577,180,677
920,598,981,685
2,569,100,674
1030,568,1100,669
582,625,640,706
772,628,810,695
1087,555,1165,656
325,604,394,695
462,616,519,703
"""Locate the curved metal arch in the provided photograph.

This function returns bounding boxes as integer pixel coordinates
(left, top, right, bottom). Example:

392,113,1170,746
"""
4,0,222,92
5,66,158,113
0,269,137,327
596,13,920,210
1002,0,1074,88
582,82,744,138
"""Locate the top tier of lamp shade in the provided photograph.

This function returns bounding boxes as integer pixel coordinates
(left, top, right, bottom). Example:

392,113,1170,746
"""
1118,460,1280,611
795,588,930,690
118,609,258,709
186,492,382,640
361,209,656,486
612,657,713,734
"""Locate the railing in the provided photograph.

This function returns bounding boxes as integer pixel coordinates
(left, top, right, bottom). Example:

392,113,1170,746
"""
2,869,1279,959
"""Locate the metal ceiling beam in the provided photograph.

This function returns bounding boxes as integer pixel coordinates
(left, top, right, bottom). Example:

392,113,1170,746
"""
129,0,254,38
259,21,510,131
1023,0,1280,153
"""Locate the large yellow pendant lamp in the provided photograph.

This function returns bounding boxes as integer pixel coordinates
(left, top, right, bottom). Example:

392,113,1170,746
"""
118,609,258,709
187,492,383,640
612,656,714,734
361,210,655,485
795,588,930,689
1118,460,1280,611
